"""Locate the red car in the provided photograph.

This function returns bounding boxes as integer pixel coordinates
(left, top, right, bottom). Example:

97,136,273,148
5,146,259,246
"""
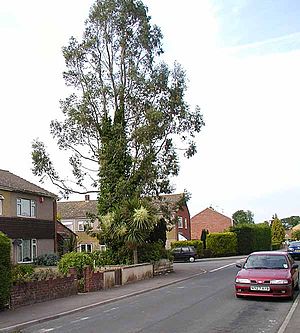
235,251,299,299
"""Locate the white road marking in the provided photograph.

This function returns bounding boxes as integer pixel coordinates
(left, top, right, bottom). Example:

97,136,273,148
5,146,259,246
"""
277,295,299,333
103,307,119,313
209,262,236,273
70,317,90,324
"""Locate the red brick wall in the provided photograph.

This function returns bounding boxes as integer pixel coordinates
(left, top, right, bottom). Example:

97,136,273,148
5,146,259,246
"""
83,266,104,292
191,208,232,240
10,272,78,309
176,205,191,240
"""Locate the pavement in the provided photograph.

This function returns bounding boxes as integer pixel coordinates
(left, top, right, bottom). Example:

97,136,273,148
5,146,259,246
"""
0,255,298,333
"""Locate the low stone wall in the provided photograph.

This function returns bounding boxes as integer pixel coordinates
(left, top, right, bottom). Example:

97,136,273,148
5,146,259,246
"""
121,263,153,285
83,267,116,292
10,269,77,309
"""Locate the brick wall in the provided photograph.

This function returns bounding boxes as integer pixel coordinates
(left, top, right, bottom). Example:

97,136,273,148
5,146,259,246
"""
10,270,78,309
191,208,232,240
83,266,104,292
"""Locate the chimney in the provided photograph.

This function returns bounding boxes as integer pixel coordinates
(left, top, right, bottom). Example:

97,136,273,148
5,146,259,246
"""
85,195,90,201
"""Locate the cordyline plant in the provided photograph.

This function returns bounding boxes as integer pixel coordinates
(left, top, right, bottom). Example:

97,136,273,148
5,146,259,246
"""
31,0,204,256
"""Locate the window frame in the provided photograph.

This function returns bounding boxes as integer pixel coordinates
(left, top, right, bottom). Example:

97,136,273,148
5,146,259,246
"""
17,239,37,263
79,243,92,252
177,216,183,228
17,198,37,218
0,195,3,215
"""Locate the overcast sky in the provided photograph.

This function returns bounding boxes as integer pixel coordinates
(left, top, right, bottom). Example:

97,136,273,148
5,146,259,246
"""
1,0,300,222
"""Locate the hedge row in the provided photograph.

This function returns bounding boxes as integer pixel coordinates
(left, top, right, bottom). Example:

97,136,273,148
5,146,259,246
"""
230,223,271,255
0,232,11,309
206,232,237,257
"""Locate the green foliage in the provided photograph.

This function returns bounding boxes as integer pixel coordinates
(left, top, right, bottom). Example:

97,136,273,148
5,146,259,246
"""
206,232,237,257
171,240,203,257
230,223,271,255
232,210,254,226
31,0,204,213
0,232,12,309
271,242,282,250
291,229,300,241
281,216,300,230
147,219,167,247
11,264,35,284
271,217,285,243
34,253,59,266
58,252,93,277
89,250,115,267
138,242,172,263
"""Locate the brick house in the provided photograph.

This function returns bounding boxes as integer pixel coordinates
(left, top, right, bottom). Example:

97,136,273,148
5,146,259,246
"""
58,193,191,251
159,193,192,248
191,207,232,240
0,169,57,263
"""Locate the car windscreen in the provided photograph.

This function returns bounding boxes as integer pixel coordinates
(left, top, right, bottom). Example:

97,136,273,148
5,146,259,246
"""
289,242,300,247
244,254,288,269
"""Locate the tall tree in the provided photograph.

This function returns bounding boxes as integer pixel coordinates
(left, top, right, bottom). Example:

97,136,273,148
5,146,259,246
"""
31,0,204,213
232,210,254,226
281,216,300,230
271,216,285,243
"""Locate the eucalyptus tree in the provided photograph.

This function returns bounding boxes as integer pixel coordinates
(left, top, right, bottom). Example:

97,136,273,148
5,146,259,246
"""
32,0,204,248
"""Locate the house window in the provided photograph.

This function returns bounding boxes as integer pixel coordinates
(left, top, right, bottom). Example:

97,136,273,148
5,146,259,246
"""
185,218,187,229
0,194,3,215
80,244,92,252
77,221,85,231
17,198,36,217
61,221,74,232
178,216,183,228
17,239,37,263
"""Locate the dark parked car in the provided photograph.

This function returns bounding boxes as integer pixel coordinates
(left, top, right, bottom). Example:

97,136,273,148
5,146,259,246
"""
235,251,299,300
287,241,300,259
172,246,197,262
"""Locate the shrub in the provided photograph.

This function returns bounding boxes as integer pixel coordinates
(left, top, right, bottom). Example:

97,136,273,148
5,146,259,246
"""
292,229,300,240
230,223,271,255
58,252,93,277
11,264,34,284
0,232,12,309
171,240,203,257
138,242,172,263
206,232,237,257
34,253,59,266
89,249,115,267
271,242,282,250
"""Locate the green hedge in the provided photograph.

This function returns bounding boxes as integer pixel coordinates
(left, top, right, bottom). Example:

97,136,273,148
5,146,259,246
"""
0,232,12,309
206,232,237,257
230,223,271,255
171,240,203,257
271,242,282,250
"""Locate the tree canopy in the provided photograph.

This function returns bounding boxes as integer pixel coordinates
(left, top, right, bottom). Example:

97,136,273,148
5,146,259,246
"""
31,0,204,262
32,0,204,210
271,216,285,243
232,210,254,226
281,216,300,230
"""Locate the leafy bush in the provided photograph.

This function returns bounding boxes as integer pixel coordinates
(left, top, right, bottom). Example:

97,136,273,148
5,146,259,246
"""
58,252,93,277
89,249,115,267
171,240,203,257
11,264,35,284
271,242,282,250
292,229,300,241
138,242,172,263
230,223,271,255
0,232,12,309
206,232,237,257
34,253,59,266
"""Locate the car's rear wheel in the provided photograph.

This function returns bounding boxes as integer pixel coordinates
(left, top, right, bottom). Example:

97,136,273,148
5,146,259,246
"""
189,256,195,263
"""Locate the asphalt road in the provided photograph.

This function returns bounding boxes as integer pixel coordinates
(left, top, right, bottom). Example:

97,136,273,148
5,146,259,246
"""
21,259,296,333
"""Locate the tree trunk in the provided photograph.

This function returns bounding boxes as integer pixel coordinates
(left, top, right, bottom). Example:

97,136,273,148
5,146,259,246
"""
133,247,138,265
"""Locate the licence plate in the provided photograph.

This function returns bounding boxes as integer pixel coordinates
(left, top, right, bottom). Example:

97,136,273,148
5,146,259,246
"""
250,285,270,291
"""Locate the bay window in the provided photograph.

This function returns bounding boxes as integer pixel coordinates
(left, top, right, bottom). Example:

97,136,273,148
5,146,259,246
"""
17,239,37,263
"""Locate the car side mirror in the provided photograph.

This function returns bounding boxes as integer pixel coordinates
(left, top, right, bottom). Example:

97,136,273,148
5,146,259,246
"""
236,263,242,268
292,263,299,269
